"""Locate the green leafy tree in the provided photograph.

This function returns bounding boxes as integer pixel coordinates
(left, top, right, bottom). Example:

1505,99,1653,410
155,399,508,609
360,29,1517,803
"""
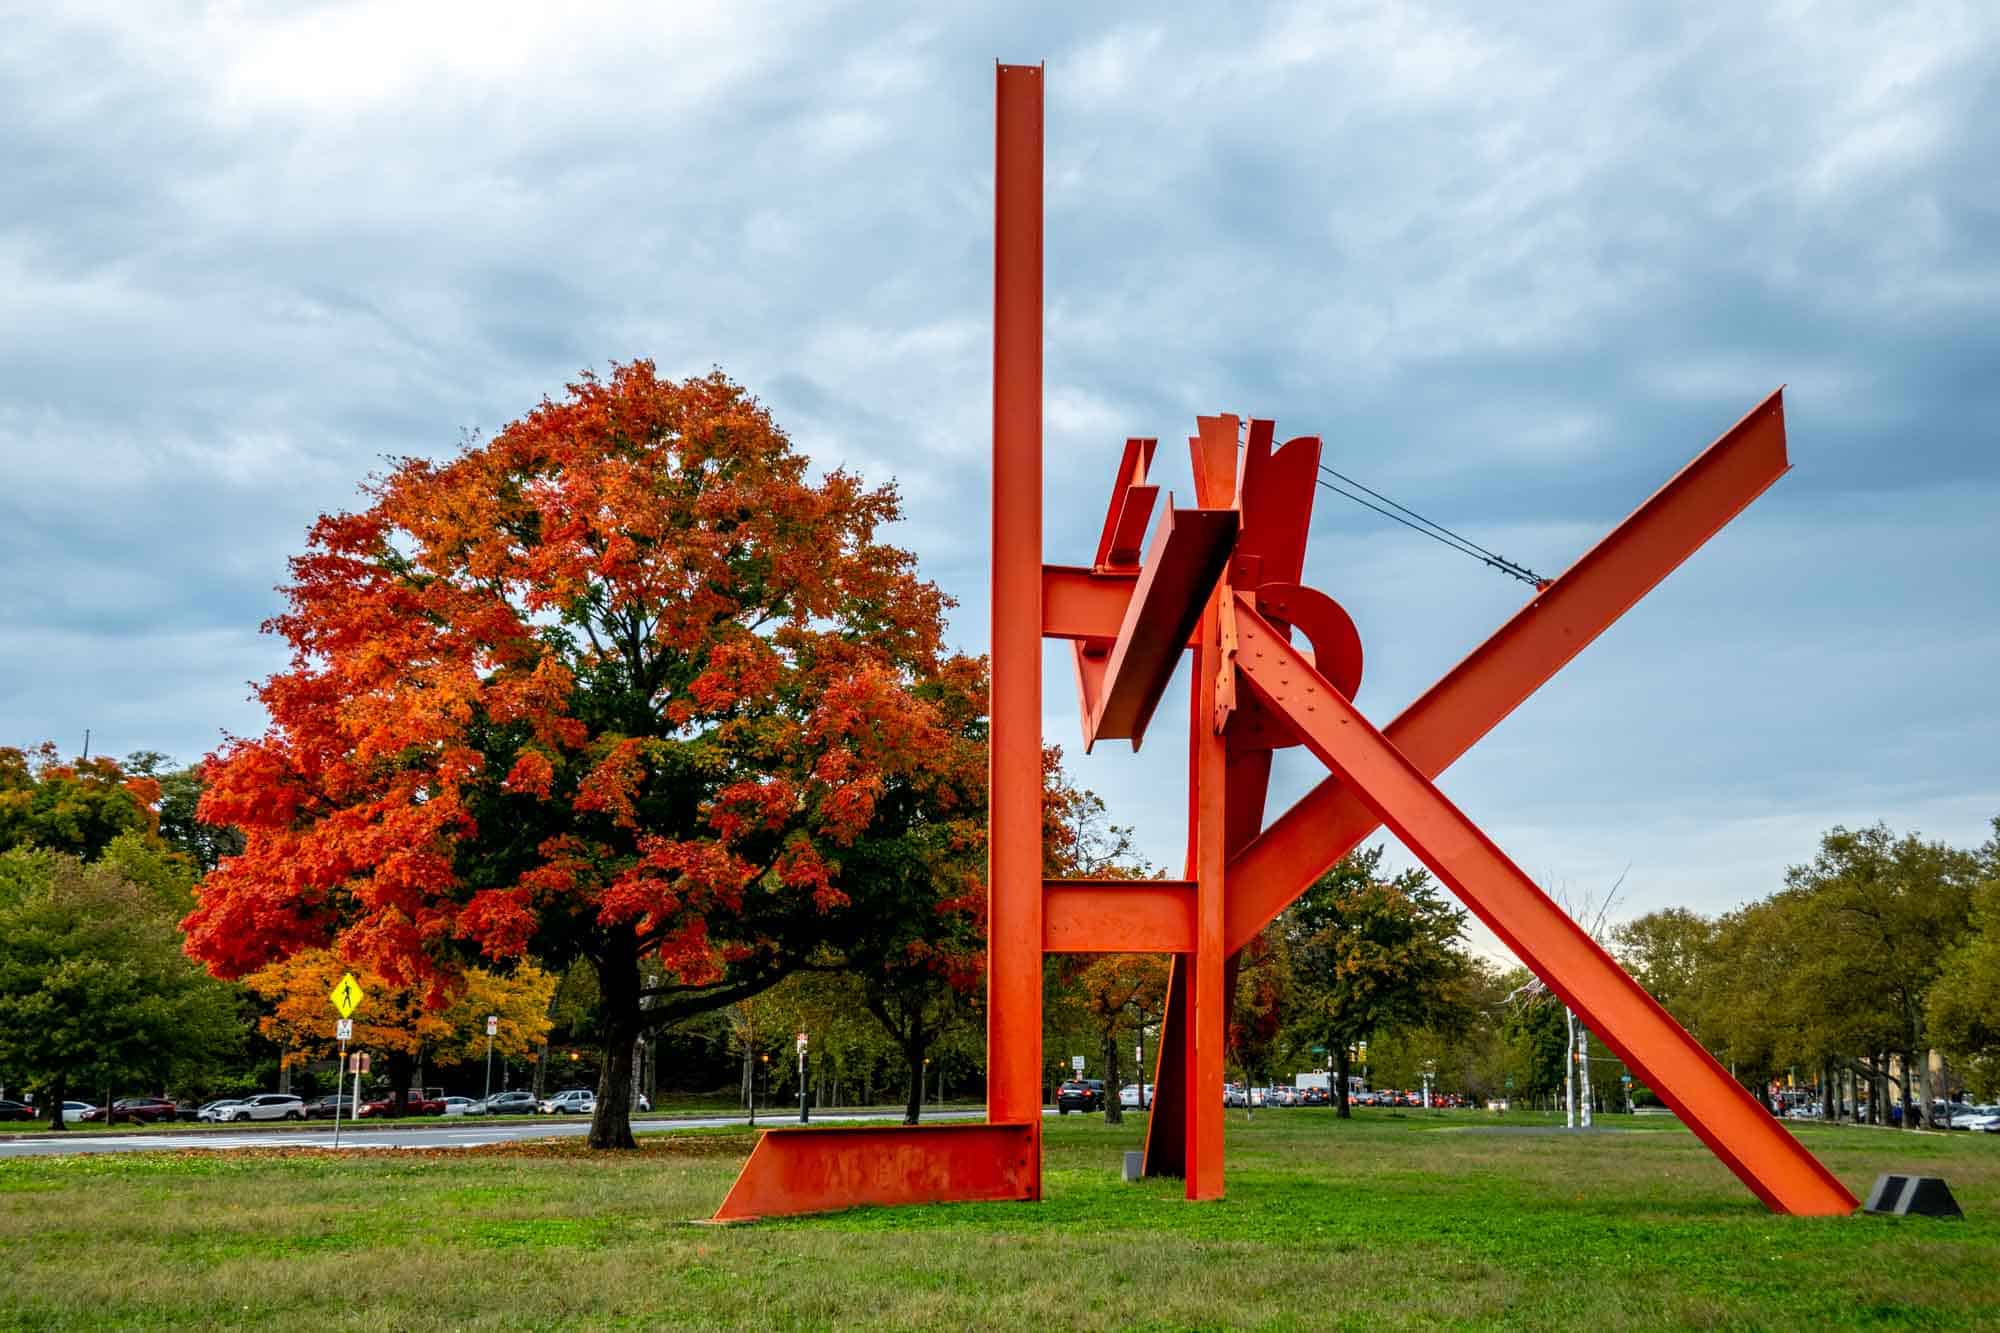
1927,817,2000,1099
1283,847,1471,1118
123,752,242,875
0,849,241,1126
1612,907,1719,1038
0,744,155,862
1498,974,1570,1104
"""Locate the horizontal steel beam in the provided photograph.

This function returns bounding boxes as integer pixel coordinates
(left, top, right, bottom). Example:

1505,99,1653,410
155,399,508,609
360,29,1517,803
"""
1043,878,1196,952
711,1121,1040,1222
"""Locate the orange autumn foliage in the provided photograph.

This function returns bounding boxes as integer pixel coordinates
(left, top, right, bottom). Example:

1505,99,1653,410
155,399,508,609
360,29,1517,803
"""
182,365,969,1067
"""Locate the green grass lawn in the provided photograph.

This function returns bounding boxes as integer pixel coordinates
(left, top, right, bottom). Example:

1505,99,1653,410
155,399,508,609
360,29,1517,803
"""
2,1109,1996,1329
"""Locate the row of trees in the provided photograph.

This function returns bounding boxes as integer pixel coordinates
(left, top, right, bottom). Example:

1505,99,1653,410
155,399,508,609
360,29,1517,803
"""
0,747,564,1123
1615,818,2000,1122
11,365,1988,1147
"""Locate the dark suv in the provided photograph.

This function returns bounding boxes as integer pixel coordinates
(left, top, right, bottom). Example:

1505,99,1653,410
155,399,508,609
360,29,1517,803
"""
81,1097,177,1124
1056,1079,1106,1113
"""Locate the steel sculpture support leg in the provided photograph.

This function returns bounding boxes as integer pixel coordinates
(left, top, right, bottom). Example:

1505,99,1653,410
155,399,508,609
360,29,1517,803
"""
709,63,1047,1222
1230,597,1857,1217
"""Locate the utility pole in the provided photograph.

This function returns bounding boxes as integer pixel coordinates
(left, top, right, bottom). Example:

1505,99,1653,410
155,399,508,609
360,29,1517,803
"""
1564,1008,1577,1129
797,1031,809,1124
1577,1023,1593,1128
483,1015,497,1106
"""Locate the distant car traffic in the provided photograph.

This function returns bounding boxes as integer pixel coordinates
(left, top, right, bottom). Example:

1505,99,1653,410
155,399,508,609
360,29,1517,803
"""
1118,1084,1155,1109
1056,1080,1105,1113
58,1101,97,1121
1949,1104,2000,1131
217,1094,305,1122
479,1090,537,1116
194,1100,246,1122
358,1089,445,1117
81,1098,176,1124
440,1096,484,1116
539,1088,596,1115
303,1095,354,1120
0,1099,35,1121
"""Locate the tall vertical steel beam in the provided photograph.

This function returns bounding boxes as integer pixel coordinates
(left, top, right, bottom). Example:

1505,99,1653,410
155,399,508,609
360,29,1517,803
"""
988,64,1045,1166
1184,593,1229,1199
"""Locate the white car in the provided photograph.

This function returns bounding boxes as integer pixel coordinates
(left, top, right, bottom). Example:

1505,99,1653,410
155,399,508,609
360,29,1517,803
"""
440,1096,484,1116
195,1099,246,1122
58,1101,96,1122
1119,1084,1155,1108
1949,1104,2000,1131
538,1088,595,1115
220,1094,305,1122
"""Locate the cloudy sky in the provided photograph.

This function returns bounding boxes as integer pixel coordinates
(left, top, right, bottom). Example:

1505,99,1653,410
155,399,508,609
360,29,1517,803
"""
4,1,1996,959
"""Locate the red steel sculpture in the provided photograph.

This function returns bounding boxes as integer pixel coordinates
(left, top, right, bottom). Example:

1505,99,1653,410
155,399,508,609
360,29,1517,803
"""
712,64,1859,1222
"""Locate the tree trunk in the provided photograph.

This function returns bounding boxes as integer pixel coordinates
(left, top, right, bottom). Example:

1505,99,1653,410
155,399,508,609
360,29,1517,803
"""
1899,1048,1914,1130
1915,1019,1934,1127
47,1072,67,1131
1102,1033,1123,1125
588,939,640,1150
903,1038,926,1125
387,1050,416,1117
1335,1045,1352,1119
590,1031,638,1149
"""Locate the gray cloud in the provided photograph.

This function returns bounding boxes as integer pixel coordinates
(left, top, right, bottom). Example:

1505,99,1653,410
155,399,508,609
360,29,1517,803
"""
3,1,1996,955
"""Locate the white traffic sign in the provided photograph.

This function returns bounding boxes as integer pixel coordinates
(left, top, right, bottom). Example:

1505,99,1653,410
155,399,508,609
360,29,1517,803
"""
1071,1055,1086,1072
486,1015,499,1037
796,1031,808,1053
336,1018,353,1041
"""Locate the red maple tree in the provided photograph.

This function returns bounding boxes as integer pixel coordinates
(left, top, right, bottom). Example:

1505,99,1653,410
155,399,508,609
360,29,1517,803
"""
183,362,970,1146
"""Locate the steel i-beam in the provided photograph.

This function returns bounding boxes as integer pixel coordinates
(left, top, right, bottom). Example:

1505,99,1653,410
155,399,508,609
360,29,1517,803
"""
1229,595,1856,1217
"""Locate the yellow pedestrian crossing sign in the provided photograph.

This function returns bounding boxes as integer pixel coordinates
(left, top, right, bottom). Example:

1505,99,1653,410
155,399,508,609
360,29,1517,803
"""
330,973,365,1018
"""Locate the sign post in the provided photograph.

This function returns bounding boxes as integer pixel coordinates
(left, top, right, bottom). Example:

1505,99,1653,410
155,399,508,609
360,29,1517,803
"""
348,1050,371,1138
328,973,365,1149
484,1015,498,1108
797,1032,809,1124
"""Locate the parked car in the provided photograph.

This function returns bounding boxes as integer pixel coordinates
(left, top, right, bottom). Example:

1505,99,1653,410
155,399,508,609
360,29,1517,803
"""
58,1101,97,1122
440,1096,484,1116
217,1094,305,1122
1119,1083,1155,1109
539,1088,596,1115
1056,1080,1105,1114
479,1090,537,1116
303,1095,354,1120
1949,1104,2000,1131
81,1097,177,1124
194,1099,246,1122
358,1089,446,1118
0,1098,35,1121
1302,1086,1330,1106
1270,1086,1299,1107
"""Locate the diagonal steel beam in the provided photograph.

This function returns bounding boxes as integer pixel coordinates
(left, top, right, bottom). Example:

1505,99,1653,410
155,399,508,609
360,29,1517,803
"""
1230,595,1855,1216
1224,390,1791,953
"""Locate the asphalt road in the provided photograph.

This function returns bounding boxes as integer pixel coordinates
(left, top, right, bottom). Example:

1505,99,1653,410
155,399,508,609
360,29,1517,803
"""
0,1109,1008,1158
